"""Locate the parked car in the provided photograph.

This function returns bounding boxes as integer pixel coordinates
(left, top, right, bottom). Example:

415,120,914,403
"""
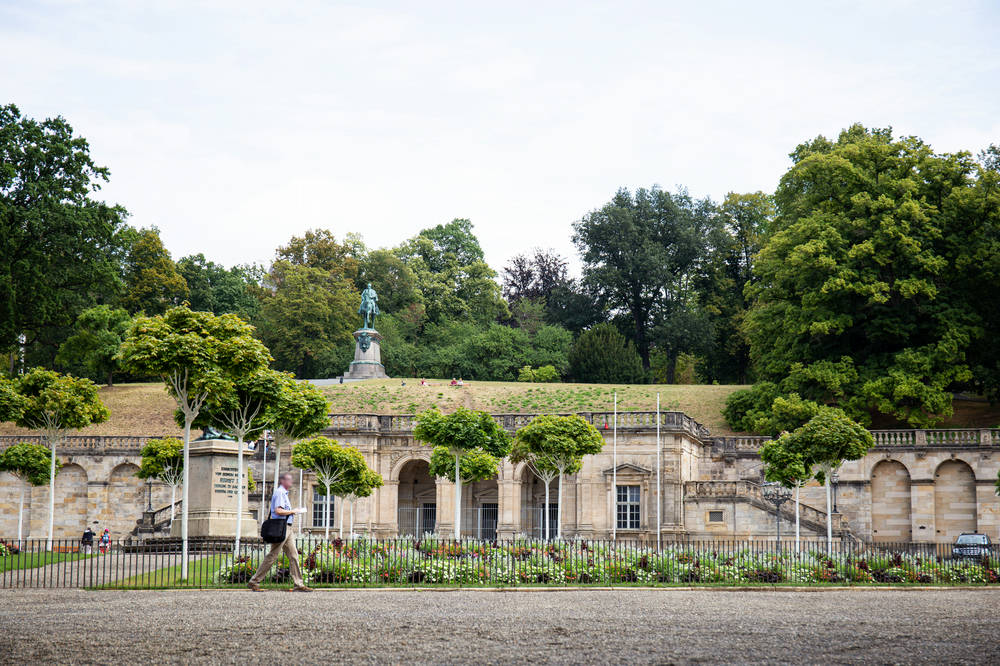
952,533,992,559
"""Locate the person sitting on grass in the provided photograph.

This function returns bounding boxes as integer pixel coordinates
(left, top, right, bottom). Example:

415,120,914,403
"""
450,378,457,386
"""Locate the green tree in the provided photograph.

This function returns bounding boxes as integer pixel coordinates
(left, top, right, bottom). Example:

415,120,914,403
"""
0,441,59,542
759,436,811,552
258,261,357,378
265,374,331,494
698,192,774,383
176,254,260,320
195,368,287,550
775,408,873,551
135,437,183,527
572,186,712,369
568,323,645,383
513,415,603,539
0,104,130,371
55,305,132,386
120,228,189,315
414,407,512,539
116,305,270,578
12,368,109,549
357,248,422,314
276,229,363,283
291,436,365,541
332,465,383,538
746,125,993,426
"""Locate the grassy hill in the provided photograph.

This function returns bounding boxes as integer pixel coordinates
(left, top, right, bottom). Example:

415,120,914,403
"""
1,379,996,438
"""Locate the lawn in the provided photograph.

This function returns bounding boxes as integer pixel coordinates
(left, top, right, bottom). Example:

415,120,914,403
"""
0,550,95,572
1,379,996,439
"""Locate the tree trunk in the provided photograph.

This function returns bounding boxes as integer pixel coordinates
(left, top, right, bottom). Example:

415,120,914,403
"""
47,445,55,552
665,355,677,384
544,478,551,541
338,496,344,538
556,475,563,540
169,485,176,526
824,473,833,554
325,492,331,541
107,370,114,387
181,414,192,582
234,437,244,555
794,484,800,554
349,500,354,537
453,453,462,541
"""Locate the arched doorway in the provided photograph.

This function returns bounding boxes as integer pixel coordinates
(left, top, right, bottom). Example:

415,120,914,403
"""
934,459,977,541
397,459,436,536
870,460,911,542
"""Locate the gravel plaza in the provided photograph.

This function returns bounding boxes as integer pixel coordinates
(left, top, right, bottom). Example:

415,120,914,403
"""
2,588,999,664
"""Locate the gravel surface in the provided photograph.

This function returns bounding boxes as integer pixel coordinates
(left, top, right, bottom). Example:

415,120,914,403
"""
2,588,998,664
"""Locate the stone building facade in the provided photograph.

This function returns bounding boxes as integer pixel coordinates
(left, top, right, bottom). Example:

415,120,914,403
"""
2,414,998,543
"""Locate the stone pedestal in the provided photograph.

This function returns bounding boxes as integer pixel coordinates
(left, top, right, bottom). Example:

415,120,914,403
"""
170,439,257,538
344,328,388,379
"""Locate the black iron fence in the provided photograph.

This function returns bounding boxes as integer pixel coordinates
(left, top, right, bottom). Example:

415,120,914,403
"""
1,537,997,589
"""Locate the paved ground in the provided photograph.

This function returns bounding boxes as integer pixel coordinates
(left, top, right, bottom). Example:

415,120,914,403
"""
2,588,998,664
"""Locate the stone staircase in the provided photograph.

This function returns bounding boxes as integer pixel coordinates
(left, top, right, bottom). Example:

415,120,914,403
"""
684,480,852,538
129,499,182,542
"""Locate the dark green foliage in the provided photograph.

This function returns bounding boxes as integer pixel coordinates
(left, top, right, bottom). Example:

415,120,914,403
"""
722,382,779,432
568,323,645,384
0,104,130,367
176,254,260,320
55,305,131,385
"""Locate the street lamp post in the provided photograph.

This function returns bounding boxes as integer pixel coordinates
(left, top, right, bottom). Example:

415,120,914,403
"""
146,478,153,512
761,482,793,551
831,470,840,514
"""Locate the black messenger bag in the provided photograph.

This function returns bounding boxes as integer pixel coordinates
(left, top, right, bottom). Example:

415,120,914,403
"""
260,518,287,543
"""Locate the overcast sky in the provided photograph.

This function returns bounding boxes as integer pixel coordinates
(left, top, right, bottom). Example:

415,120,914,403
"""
2,1,998,275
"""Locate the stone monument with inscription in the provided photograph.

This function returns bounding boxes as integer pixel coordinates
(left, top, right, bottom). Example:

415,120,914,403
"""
170,438,257,538
343,282,389,379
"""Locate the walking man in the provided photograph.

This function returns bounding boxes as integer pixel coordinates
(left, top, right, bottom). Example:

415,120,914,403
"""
248,472,312,592
81,526,94,554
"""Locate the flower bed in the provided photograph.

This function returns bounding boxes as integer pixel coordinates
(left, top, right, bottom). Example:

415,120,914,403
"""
211,538,1000,587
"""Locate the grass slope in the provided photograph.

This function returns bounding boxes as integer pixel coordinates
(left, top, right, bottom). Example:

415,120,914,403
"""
0,380,996,438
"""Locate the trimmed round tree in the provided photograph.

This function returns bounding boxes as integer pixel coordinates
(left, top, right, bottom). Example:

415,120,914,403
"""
759,437,811,552
194,368,287,552
291,437,365,541
266,374,330,492
136,437,184,528
778,408,873,552
514,414,604,540
416,407,511,540
116,305,271,579
12,368,109,550
333,466,383,538
0,441,60,543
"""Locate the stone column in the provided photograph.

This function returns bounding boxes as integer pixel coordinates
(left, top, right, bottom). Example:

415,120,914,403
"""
170,439,256,538
435,478,455,537
497,471,522,539
375,480,399,538
976,481,999,539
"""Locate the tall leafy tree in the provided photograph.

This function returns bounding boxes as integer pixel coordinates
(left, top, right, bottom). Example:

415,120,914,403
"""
12,368,109,549
333,465,383,538
568,323,645,383
176,254,260,320
572,186,711,370
414,407,511,540
266,375,331,493
258,262,357,377
513,414,604,540
116,305,271,579
746,125,991,426
0,104,130,371
55,305,132,385
775,408,873,551
136,437,184,527
195,368,286,551
509,438,560,540
291,436,365,541
0,441,58,542
275,229,363,283
760,434,811,552
120,228,189,315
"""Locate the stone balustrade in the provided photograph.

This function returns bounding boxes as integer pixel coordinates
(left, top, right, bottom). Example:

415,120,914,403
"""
685,480,848,532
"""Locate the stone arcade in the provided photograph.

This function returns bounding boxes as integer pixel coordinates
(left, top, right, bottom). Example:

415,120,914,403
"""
3,411,997,544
